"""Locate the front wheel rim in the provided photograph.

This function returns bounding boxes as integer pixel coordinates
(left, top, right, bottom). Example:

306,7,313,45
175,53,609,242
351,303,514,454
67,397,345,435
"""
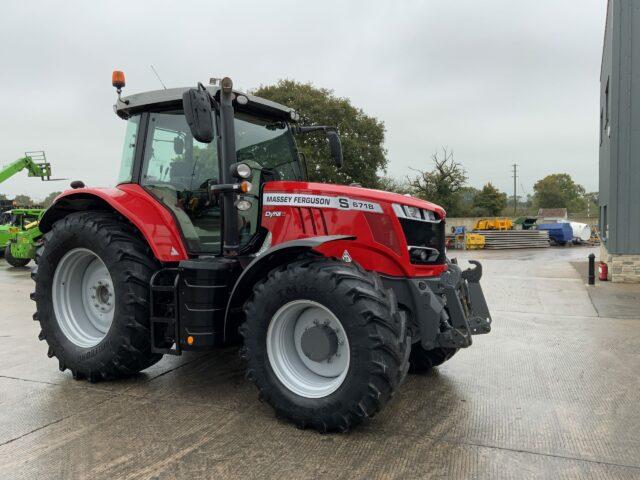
52,248,115,348
266,300,350,399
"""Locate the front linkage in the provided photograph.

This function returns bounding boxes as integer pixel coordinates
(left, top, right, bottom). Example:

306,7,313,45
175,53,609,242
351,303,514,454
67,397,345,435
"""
386,259,492,351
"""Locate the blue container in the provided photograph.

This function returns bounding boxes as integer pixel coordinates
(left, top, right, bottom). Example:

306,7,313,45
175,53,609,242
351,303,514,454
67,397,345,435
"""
537,223,573,244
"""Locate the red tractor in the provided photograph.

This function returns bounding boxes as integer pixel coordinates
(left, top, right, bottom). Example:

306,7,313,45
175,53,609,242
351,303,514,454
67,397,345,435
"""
31,74,491,432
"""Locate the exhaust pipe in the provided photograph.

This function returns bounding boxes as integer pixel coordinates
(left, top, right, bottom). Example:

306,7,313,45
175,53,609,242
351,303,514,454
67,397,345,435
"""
219,77,239,256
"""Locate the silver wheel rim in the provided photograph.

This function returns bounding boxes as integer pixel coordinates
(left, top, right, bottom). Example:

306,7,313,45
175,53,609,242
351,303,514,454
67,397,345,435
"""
52,248,115,348
266,300,350,399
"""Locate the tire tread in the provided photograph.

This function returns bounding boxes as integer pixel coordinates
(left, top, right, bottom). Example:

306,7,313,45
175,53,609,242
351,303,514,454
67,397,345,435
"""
241,257,410,432
32,211,162,381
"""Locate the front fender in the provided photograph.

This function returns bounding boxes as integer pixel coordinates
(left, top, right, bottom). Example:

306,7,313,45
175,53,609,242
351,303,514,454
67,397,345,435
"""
39,184,188,262
223,235,354,341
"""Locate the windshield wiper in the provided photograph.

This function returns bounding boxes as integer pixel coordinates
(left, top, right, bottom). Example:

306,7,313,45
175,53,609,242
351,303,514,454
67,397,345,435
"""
265,121,286,131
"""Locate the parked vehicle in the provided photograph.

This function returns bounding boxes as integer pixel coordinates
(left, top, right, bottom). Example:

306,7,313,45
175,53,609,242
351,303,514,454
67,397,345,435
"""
31,73,492,432
2,209,45,266
0,151,56,265
537,223,573,245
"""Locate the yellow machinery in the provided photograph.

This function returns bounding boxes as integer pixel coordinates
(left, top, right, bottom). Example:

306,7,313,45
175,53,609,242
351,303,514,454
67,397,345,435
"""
474,218,513,231
465,233,486,249
452,231,485,250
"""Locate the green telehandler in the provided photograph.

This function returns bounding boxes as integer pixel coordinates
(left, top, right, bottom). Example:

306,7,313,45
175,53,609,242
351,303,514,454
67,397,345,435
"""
0,151,59,267
3,209,45,267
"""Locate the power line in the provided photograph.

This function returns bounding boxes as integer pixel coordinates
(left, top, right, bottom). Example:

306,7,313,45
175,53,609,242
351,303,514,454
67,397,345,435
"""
511,164,518,216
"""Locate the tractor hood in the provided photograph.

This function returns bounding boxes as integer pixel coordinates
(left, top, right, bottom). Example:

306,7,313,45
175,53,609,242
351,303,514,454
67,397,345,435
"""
263,181,446,219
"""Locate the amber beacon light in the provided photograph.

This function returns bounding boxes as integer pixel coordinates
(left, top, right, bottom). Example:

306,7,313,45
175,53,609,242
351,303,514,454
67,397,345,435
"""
112,70,126,91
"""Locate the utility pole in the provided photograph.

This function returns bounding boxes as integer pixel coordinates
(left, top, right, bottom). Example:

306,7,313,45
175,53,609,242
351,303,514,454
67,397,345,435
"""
512,164,518,216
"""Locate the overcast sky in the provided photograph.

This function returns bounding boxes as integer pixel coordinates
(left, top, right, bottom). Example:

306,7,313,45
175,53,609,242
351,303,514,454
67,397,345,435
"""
0,0,606,201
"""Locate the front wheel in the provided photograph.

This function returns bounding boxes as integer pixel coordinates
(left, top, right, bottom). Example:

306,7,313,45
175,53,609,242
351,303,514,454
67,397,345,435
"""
5,244,30,267
241,258,410,432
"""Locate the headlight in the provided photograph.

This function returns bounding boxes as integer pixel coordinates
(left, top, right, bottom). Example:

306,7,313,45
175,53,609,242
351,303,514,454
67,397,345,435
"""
423,210,437,221
404,206,421,220
408,246,439,264
235,199,252,211
236,163,252,179
392,203,440,223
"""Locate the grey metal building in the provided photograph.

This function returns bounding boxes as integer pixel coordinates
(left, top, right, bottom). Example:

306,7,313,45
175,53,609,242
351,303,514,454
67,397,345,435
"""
599,0,640,282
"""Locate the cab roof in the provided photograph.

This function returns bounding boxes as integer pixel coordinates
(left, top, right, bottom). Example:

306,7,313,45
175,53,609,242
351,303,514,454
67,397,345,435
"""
114,86,297,121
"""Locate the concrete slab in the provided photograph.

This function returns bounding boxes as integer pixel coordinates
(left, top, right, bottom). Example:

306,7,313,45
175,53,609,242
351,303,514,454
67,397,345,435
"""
573,261,640,319
371,311,640,468
1,247,639,479
123,349,257,411
0,376,114,445
1,394,638,480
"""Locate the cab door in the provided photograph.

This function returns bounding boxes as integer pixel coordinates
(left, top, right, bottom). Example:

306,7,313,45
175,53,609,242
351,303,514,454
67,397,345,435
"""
140,110,222,254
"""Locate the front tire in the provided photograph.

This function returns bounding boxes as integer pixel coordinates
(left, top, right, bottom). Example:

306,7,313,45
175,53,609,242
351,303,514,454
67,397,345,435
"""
241,258,410,432
31,211,162,381
5,244,30,267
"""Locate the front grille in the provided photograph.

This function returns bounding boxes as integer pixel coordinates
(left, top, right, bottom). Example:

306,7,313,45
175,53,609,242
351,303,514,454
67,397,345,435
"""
399,218,446,264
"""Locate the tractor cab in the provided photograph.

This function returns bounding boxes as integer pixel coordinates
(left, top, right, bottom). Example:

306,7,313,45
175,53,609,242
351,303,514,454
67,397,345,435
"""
115,84,309,256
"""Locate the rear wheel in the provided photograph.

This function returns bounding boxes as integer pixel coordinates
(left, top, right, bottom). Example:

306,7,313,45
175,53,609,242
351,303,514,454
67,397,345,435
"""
5,244,30,267
31,211,162,381
241,258,410,432
408,344,458,374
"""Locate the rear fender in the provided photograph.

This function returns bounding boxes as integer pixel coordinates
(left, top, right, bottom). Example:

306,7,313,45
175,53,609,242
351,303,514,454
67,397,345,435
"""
223,235,354,341
39,184,188,262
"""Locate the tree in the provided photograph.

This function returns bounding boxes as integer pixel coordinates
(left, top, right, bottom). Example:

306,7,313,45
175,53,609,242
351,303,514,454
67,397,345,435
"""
533,173,586,212
13,194,32,207
253,80,387,188
407,147,467,216
584,191,599,207
377,175,411,194
458,186,480,216
42,191,62,208
473,183,507,216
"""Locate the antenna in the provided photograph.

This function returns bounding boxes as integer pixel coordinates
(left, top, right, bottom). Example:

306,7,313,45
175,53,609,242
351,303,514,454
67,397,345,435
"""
150,65,167,90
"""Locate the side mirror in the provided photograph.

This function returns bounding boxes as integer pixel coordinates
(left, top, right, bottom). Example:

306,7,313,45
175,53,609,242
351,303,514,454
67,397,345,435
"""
182,86,214,143
326,130,343,168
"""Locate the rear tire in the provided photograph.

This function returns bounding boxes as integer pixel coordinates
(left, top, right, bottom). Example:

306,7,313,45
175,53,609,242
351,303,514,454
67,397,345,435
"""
5,244,30,267
31,211,163,381
408,344,458,374
241,257,410,432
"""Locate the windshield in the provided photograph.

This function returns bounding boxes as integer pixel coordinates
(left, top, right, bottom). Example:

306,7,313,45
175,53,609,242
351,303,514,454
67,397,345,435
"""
232,113,306,247
234,112,305,181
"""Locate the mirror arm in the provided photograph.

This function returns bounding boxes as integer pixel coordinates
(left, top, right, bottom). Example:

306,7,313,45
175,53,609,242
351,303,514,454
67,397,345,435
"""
292,125,343,169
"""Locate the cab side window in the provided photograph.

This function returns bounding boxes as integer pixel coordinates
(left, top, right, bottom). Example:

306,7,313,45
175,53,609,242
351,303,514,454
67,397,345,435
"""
140,111,221,254
117,115,140,184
